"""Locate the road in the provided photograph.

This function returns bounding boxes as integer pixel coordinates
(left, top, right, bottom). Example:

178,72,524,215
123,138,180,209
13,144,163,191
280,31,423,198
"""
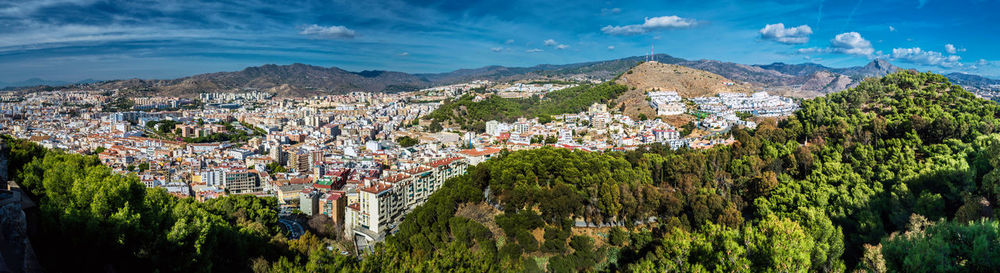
279,218,304,239
573,217,657,228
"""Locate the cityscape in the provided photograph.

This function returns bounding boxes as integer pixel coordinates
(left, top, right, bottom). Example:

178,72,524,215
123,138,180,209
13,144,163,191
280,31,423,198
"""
0,75,802,249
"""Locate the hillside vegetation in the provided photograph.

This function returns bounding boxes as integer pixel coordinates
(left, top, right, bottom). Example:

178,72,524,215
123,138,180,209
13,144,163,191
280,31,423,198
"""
2,136,313,272
423,83,628,132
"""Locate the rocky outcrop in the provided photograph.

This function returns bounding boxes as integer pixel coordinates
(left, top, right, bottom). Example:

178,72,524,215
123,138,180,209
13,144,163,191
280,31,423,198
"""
0,142,42,273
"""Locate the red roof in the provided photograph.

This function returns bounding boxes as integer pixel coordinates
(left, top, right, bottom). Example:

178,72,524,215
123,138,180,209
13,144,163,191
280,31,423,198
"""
326,193,343,201
404,166,432,174
458,147,502,157
383,173,411,183
427,157,463,167
360,183,392,194
289,177,313,184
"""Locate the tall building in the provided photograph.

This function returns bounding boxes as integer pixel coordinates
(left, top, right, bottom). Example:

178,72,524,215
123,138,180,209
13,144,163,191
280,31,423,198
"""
222,170,261,194
269,145,285,165
485,120,500,136
196,170,224,187
286,150,310,172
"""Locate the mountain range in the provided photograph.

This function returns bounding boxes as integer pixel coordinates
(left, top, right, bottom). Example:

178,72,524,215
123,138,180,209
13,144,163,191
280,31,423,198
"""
0,78,97,89
5,54,998,97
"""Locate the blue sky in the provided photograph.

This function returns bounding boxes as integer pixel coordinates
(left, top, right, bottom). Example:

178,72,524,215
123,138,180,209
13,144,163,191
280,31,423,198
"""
0,0,998,82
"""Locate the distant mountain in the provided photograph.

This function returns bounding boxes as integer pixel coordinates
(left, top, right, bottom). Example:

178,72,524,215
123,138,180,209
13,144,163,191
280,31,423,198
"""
418,55,665,84
0,78,98,90
9,54,997,97
79,63,433,97
834,58,900,78
944,72,1000,92
756,62,832,77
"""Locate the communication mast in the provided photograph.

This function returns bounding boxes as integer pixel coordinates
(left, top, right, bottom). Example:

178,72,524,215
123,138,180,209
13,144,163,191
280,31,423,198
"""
650,41,655,63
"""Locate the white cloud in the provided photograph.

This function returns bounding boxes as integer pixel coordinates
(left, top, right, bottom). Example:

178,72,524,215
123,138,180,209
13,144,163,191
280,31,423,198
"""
944,44,965,54
608,45,615,50
798,32,876,57
526,48,543,53
490,47,503,52
891,47,962,67
601,15,696,35
544,39,568,49
601,7,621,15
505,39,515,44
299,24,356,39
889,26,896,32
759,23,812,44
398,52,409,56
830,32,874,56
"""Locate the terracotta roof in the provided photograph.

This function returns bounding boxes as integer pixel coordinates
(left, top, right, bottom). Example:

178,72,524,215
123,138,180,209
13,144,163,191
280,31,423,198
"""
458,147,502,157
404,166,432,174
427,157,463,167
383,173,411,183
289,177,313,184
360,183,392,194
326,193,343,201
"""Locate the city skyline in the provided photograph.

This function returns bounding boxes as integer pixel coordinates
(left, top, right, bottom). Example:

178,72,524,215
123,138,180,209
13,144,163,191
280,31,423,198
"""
1,0,999,83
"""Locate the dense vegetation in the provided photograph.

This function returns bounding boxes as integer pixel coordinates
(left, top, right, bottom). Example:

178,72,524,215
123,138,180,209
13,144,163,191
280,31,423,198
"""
424,83,628,132
396,136,420,147
3,136,326,273
10,71,1000,272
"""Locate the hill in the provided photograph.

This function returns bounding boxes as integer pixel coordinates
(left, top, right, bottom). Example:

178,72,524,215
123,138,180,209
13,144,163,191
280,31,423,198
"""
612,61,754,121
616,61,754,97
423,83,628,132
0,78,97,90
85,63,433,97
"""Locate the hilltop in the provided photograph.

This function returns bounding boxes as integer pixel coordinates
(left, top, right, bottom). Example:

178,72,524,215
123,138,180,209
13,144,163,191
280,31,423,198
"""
616,61,754,97
612,61,754,121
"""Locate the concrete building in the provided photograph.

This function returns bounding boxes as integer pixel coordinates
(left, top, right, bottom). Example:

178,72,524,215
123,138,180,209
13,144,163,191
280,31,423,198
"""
222,170,261,194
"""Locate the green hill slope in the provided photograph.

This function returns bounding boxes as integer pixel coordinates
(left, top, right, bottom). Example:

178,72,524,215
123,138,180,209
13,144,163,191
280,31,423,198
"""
424,83,627,132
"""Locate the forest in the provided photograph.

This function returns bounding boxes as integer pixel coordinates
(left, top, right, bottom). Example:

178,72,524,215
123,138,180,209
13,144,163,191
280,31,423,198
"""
423,83,628,132
6,71,1000,272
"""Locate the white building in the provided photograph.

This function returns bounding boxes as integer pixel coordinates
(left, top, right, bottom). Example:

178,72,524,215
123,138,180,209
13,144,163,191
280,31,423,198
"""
648,91,686,115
